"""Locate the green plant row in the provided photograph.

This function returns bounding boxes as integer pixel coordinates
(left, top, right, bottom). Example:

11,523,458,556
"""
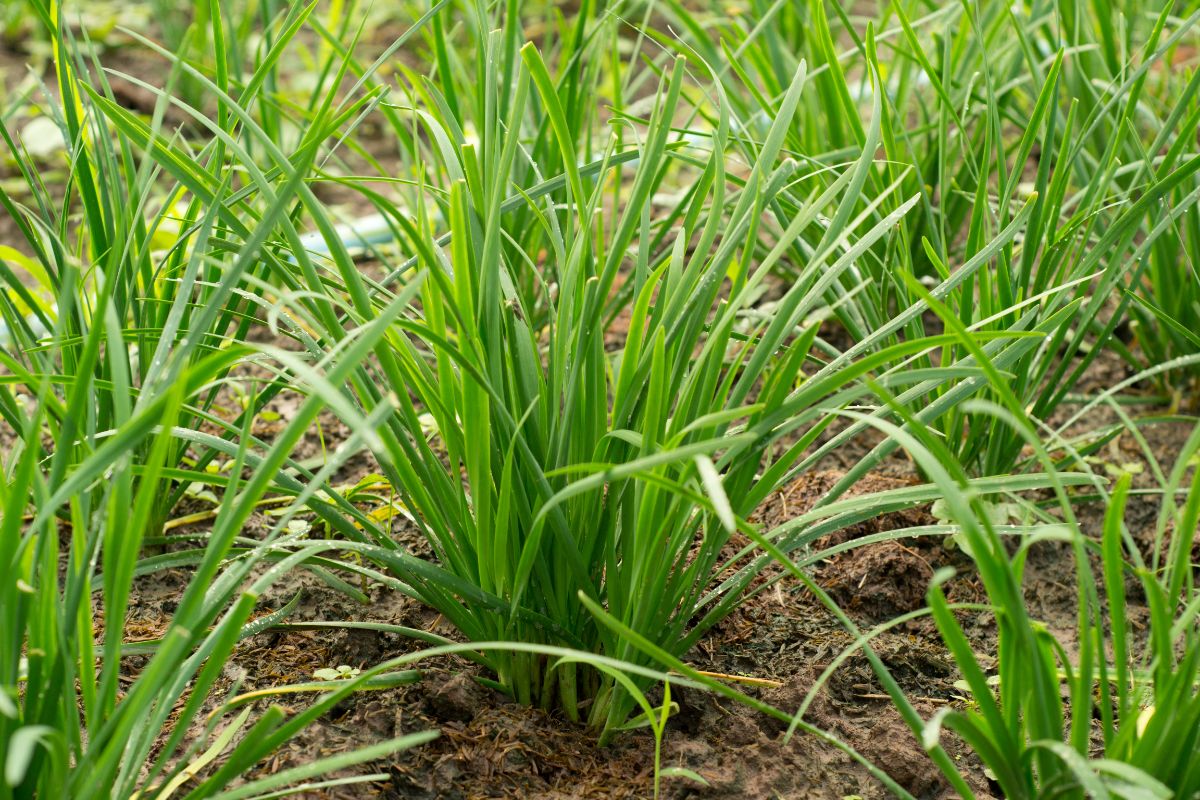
1,0,1199,797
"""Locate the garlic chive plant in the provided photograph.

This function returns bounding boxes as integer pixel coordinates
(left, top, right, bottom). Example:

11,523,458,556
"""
912,405,1200,799
666,0,1200,477
1,3,439,797
302,28,1021,738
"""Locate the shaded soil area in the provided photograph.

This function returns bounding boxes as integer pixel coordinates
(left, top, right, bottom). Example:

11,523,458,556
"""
126,533,982,800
